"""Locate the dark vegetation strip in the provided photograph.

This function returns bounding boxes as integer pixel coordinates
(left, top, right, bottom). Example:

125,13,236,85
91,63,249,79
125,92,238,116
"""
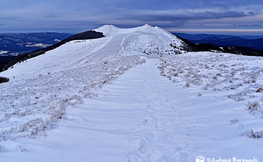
0,76,9,84
176,35,263,56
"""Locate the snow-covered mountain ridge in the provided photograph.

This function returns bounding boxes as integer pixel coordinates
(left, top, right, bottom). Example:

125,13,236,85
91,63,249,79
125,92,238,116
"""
94,24,185,54
1,24,185,80
0,25,263,161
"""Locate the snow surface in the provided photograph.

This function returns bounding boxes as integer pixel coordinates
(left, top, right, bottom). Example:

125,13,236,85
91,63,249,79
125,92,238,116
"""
0,25,263,162
26,42,52,48
0,50,8,55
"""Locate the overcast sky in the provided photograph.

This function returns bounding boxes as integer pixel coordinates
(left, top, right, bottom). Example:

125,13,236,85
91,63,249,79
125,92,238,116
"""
1,0,263,35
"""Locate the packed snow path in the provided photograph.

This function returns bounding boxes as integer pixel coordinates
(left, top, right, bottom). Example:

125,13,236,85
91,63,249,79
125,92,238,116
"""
1,58,262,162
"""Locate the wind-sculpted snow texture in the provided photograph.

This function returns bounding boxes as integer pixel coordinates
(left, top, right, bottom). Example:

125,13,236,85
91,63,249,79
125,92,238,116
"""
0,56,144,141
158,53,263,113
0,25,263,161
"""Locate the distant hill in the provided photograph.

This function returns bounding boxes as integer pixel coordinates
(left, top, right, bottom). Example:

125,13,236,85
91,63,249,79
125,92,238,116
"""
0,32,72,71
173,33,263,51
0,30,104,72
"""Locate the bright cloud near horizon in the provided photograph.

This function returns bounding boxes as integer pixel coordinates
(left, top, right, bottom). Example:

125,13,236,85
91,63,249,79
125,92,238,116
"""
1,0,263,35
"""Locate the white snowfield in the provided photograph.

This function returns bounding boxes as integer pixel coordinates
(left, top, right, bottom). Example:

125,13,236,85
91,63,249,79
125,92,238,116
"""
0,24,263,162
0,50,8,55
26,42,52,48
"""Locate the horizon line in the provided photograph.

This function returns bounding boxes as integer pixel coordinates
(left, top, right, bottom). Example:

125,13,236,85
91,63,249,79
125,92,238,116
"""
167,29,263,32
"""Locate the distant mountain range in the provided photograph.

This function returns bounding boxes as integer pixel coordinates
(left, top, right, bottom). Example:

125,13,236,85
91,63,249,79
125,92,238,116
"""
173,33,263,51
0,32,72,71
0,32,72,56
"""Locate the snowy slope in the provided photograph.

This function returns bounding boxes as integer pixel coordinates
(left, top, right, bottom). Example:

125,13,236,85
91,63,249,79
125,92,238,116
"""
0,25,263,162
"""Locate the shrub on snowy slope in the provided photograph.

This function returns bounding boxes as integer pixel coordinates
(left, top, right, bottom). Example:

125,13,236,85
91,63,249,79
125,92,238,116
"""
0,56,15,71
0,76,9,83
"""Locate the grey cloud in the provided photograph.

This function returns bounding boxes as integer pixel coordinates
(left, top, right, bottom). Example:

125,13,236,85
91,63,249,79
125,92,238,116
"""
201,11,246,19
117,10,248,22
0,16,18,20
44,14,59,19
233,24,262,27
247,11,256,16
1,0,263,33
212,2,229,9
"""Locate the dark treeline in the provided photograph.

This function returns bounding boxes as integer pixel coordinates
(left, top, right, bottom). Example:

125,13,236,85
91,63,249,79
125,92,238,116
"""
176,35,263,56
